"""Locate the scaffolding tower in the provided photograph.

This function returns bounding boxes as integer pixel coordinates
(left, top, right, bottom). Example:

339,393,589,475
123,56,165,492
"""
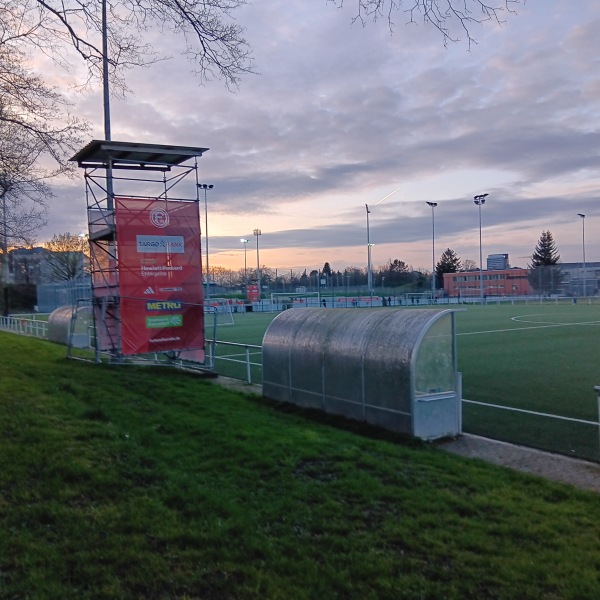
70,140,210,367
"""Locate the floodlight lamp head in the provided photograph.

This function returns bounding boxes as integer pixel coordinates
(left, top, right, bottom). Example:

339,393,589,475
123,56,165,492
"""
426,201,437,208
578,213,585,218
365,203,370,214
240,238,249,243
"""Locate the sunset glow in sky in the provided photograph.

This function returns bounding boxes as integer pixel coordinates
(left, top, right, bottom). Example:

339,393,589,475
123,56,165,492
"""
46,0,600,275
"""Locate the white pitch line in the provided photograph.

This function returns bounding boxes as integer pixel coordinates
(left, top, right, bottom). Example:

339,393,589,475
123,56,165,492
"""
458,320,600,336
511,313,600,327
462,399,598,426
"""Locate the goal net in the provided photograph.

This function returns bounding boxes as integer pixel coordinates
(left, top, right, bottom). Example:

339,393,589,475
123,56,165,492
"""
204,298,235,325
270,291,321,310
405,292,434,306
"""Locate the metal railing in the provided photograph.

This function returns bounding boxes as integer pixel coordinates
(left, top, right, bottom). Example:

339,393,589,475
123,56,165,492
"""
0,315,262,384
0,315,48,338
205,339,262,384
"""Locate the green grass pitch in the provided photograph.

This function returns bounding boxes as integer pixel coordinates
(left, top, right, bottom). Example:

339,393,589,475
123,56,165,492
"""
207,302,600,460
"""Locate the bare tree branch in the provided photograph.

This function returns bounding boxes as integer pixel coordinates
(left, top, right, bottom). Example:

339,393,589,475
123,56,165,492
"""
0,36,87,169
0,1,254,250
328,0,523,48
5,1,255,91
0,122,58,271
44,232,88,281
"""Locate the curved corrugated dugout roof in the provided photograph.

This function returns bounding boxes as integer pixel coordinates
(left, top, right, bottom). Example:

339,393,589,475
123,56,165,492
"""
262,307,461,439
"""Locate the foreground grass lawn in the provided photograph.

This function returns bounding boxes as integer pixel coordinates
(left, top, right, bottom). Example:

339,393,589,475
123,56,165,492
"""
2,333,600,599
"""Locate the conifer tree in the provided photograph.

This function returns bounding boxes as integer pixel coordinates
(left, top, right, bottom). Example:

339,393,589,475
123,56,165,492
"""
528,231,563,294
435,248,461,289
530,230,560,267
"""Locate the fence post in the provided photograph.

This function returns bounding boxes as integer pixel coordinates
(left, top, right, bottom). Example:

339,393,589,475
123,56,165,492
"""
245,346,252,384
595,386,600,460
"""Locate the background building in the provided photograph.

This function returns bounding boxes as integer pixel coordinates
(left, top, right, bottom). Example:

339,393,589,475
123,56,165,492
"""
9,247,51,284
554,262,600,297
444,268,531,298
487,253,509,270
444,262,600,298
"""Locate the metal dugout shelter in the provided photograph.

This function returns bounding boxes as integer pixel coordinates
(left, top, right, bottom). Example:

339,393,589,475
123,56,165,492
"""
262,308,462,440
69,140,210,367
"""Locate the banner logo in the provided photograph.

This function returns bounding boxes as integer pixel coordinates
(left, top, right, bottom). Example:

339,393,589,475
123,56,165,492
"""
136,235,184,253
150,208,169,228
146,300,183,311
146,315,183,328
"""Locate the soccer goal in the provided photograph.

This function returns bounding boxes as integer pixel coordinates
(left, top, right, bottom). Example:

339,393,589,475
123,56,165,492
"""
405,292,434,306
204,298,235,325
270,291,321,311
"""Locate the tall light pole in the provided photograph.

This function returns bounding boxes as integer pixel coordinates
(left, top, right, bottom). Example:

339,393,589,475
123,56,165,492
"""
1,187,8,286
474,193,489,303
253,228,261,301
240,238,249,287
426,201,438,299
1,183,10,317
198,184,213,299
578,213,586,297
100,0,115,213
365,204,373,299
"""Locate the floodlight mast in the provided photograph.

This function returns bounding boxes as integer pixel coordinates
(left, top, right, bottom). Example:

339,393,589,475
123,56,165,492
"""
426,202,438,298
254,229,262,302
365,204,373,300
474,193,489,303
578,213,586,297
101,0,114,211
240,238,249,286
198,184,214,300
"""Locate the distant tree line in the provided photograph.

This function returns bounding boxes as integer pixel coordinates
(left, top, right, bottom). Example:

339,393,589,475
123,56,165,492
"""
209,258,431,293
5,229,567,297
209,230,567,295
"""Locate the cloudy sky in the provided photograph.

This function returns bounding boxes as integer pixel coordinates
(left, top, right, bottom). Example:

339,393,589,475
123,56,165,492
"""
48,0,600,275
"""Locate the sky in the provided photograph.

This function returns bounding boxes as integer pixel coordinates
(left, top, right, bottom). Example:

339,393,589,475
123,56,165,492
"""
45,0,600,276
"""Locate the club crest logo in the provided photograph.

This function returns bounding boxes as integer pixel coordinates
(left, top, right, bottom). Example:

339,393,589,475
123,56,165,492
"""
150,208,169,228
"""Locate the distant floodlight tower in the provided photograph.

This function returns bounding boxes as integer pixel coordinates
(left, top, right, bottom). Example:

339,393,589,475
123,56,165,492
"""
426,201,438,298
240,238,249,286
253,228,262,300
474,193,489,303
365,204,373,298
577,213,586,297
198,183,213,299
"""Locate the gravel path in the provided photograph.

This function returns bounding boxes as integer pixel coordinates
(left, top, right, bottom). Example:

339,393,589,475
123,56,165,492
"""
439,433,600,494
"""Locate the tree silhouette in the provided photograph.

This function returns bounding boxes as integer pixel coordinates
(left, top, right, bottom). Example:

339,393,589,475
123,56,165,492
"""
528,231,563,294
435,248,461,289
332,0,522,49
44,232,88,281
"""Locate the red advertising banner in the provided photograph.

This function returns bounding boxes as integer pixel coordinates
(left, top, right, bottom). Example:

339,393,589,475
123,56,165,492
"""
246,284,259,303
115,197,205,357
